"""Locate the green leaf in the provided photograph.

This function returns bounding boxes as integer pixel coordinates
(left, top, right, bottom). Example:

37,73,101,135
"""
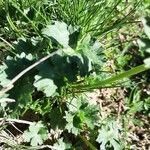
65,96,99,134
144,56,150,68
82,105,99,129
30,98,52,115
73,111,85,129
0,52,34,83
0,53,34,113
0,94,10,112
31,135,43,146
64,111,81,136
144,97,150,111
22,122,48,146
35,49,91,91
14,37,50,55
78,35,103,65
96,121,122,150
142,17,150,39
23,131,33,142
49,107,66,129
67,97,82,112
139,17,150,68
128,100,144,115
42,21,69,47
137,38,150,53
34,75,57,97
0,64,10,86
53,138,71,150
11,78,34,109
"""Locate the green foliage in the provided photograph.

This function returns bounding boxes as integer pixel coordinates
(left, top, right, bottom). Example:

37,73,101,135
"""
116,54,132,69
142,17,150,39
22,122,48,146
96,121,123,150
0,53,34,114
0,0,149,149
125,88,144,115
34,75,57,97
30,98,52,115
138,17,150,68
49,107,66,129
53,138,71,150
65,96,99,135
64,111,81,136
42,21,70,48
144,97,150,113
77,34,104,65
51,0,142,38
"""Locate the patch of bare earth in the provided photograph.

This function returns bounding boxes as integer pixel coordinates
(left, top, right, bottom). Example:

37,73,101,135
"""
86,87,150,149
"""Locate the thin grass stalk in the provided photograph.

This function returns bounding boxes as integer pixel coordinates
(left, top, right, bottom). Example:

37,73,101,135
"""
73,64,149,90
11,1,42,37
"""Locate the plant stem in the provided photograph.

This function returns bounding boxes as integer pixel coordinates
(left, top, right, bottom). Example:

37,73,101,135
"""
79,135,97,150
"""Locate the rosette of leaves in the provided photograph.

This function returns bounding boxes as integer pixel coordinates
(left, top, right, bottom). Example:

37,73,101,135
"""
0,20,103,117
34,21,99,97
64,96,99,136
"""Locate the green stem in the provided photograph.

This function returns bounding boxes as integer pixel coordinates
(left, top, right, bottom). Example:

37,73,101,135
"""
0,37,17,56
5,0,22,36
79,135,98,150
11,2,42,37
77,64,149,90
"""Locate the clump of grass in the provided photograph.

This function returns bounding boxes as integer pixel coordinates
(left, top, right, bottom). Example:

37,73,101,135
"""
51,0,142,38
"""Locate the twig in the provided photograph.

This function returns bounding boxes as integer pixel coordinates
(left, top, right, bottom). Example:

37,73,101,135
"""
0,37,16,50
5,128,16,139
0,50,61,97
9,122,23,134
28,145,58,150
0,118,34,125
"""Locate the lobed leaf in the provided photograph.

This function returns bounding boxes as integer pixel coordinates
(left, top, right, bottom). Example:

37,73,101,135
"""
34,75,57,97
42,21,69,48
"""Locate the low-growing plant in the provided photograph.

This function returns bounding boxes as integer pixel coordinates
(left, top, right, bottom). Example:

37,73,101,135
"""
0,0,149,149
